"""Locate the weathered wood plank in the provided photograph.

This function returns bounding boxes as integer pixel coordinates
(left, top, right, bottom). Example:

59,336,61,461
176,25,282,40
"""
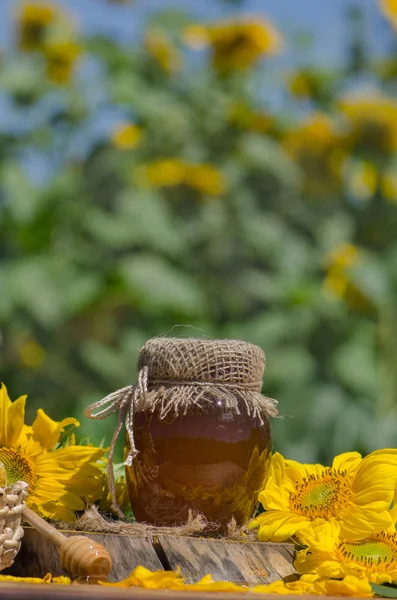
6,527,295,589
7,528,163,582
156,536,295,585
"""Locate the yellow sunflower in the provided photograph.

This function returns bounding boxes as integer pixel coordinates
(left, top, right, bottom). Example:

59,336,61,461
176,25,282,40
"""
344,160,378,201
253,573,373,597
44,40,81,84
379,0,397,29
282,112,346,197
249,451,397,542
144,30,182,75
184,18,282,73
0,383,105,521
288,72,311,99
295,517,397,585
16,3,56,51
322,243,372,312
381,169,397,202
228,102,273,134
340,94,397,155
138,159,226,196
183,163,227,196
111,123,143,150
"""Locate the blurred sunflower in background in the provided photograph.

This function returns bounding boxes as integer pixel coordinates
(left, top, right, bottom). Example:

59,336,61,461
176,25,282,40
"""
16,3,56,51
379,0,397,29
16,3,81,85
340,94,397,156
322,242,371,312
287,68,335,104
228,102,273,134
282,112,345,197
145,29,182,75
184,18,282,73
288,71,318,99
44,40,81,84
138,159,227,196
111,122,143,150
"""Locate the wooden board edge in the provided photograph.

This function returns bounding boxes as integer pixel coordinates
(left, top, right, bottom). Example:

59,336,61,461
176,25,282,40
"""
0,582,368,600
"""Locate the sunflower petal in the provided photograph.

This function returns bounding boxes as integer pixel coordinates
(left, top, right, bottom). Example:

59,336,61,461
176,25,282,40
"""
338,504,393,540
7,394,27,447
332,451,362,474
296,518,340,551
295,552,344,578
353,458,397,507
254,509,309,542
258,452,292,509
52,445,105,468
0,384,12,447
312,575,373,597
32,409,79,450
285,459,326,482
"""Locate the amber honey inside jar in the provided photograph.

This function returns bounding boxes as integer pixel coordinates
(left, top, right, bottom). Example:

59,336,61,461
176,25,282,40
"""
125,398,272,528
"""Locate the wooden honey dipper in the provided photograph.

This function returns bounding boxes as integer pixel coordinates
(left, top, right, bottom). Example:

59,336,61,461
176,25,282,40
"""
23,505,112,580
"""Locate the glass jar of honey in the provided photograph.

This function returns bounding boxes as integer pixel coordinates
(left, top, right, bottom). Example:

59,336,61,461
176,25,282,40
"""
125,398,272,528
86,336,277,527
126,337,277,529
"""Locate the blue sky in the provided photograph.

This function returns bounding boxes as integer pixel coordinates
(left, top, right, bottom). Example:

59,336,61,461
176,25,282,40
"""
0,0,391,68
0,0,392,179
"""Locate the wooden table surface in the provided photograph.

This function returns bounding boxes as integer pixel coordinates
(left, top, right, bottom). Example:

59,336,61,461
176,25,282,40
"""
0,583,365,600
8,528,296,585
1,528,365,599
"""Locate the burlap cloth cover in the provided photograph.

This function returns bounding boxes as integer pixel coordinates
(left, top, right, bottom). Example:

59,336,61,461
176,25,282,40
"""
85,337,278,518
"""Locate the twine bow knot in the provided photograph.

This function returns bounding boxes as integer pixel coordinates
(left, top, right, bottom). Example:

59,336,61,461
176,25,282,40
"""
84,366,149,517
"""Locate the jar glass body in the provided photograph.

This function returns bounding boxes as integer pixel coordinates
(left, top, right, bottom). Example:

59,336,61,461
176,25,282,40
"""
125,399,272,528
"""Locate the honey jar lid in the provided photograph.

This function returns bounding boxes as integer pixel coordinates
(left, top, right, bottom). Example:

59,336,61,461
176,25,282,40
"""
138,337,265,392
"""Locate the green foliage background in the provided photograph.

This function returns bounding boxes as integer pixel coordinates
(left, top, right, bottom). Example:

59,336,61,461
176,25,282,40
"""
1,0,397,463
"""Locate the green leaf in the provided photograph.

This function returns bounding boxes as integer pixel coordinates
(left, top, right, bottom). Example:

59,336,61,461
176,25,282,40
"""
80,340,128,386
118,191,186,257
237,270,284,303
120,254,206,317
0,56,47,105
350,253,389,305
371,583,397,598
241,212,290,260
11,258,63,326
238,135,301,189
266,346,316,387
0,268,13,320
317,212,355,254
1,163,41,224
85,192,185,257
62,274,102,316
333,325,378,395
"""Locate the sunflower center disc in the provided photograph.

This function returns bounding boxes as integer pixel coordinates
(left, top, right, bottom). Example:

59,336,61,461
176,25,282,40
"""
0,447,36,488
290,469,353,519
339,534,397,569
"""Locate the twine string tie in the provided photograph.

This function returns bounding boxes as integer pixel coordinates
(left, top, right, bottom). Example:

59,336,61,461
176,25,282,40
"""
84,366,149,517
